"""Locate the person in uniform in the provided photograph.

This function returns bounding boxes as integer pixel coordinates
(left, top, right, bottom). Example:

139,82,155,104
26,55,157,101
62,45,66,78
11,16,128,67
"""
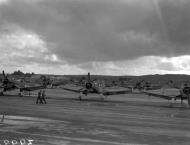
36,90,43,104
180,83,190,105
41,90,47,104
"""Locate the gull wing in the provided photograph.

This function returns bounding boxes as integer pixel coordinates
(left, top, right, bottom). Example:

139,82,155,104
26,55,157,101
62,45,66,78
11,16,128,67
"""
102,88,132,96
143,91,175,100
61,86,84,93
20,85,46,92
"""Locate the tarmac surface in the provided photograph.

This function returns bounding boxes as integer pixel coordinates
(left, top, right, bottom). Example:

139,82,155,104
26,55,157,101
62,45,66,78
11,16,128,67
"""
0,88,190,145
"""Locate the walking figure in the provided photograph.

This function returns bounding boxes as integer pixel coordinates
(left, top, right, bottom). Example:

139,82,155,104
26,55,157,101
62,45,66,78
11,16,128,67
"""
36,90,43,104
41,90,47,104
180,83,190,105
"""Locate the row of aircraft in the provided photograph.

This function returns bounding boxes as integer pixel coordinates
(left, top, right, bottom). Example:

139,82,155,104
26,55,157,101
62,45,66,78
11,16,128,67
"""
0,71,70,96
0,70,190,106
61,72,190,106
0,71,46,96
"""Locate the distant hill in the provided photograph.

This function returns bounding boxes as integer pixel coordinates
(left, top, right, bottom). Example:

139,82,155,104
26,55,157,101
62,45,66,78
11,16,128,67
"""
1,72,190,87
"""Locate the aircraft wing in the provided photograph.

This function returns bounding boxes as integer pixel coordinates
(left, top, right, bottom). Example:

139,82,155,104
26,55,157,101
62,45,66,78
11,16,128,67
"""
10,81,45,92
103,90,132,96
119,85,134,89
20,85,46,92
144,86,162,91
102,88,132,96
61,86,84,93
143,91,175,100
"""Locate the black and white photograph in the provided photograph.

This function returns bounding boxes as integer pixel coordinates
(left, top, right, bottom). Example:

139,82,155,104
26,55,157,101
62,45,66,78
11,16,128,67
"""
0,0,190,144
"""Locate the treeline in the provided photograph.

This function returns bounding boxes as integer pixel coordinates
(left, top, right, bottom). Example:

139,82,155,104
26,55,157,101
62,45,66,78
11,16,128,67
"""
12,70,35,76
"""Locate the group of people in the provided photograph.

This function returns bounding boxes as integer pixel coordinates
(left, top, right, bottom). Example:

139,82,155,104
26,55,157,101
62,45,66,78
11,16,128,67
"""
36,90,47,104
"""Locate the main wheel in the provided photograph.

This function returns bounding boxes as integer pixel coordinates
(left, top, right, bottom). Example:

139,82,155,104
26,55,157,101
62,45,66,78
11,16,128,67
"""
188,95,190,106
100,93,105,101
0,92,3,96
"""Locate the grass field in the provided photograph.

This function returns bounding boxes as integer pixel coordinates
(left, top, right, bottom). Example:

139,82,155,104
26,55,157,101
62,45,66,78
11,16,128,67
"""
0,88,190,145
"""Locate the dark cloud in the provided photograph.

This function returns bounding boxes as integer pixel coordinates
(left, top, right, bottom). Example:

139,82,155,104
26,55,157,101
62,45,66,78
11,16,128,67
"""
0,0,190,65
158,0,190,46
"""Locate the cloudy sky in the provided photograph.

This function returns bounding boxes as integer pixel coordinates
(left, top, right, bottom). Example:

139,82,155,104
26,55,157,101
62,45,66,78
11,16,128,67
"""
0,0,190,75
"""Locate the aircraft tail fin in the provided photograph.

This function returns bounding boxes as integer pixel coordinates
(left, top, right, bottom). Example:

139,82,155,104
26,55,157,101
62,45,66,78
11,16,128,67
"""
88,72,91,83
2,70,5,78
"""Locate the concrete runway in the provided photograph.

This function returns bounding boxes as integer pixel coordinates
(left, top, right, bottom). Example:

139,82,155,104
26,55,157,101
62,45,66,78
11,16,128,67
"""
0,88,190,145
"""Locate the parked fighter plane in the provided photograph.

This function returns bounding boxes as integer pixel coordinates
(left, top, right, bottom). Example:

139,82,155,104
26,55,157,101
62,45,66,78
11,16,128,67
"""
120,78,190,106
175,85,190,105
120,79,162,92
61,72,132,101
0,71,46,96
143,83,190,106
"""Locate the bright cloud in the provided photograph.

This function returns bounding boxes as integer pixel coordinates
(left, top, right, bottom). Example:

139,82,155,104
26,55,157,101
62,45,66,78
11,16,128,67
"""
0,0,9,4
76,55,190,75
0,24,61,72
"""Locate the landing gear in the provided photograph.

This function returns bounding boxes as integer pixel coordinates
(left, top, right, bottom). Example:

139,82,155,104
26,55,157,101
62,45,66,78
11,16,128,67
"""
181,98,183,104
169,103,173,108
0,92,4,96
79,95,82,101
18,92,22,97
168,98,175,108
1,114,5,123
79,92,82,101
188,95,190,106
100,93,105,101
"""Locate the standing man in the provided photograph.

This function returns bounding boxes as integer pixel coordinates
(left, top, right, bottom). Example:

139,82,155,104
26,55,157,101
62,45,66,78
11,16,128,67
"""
181,83,190,106
36,90,43,104
41,90,47,104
